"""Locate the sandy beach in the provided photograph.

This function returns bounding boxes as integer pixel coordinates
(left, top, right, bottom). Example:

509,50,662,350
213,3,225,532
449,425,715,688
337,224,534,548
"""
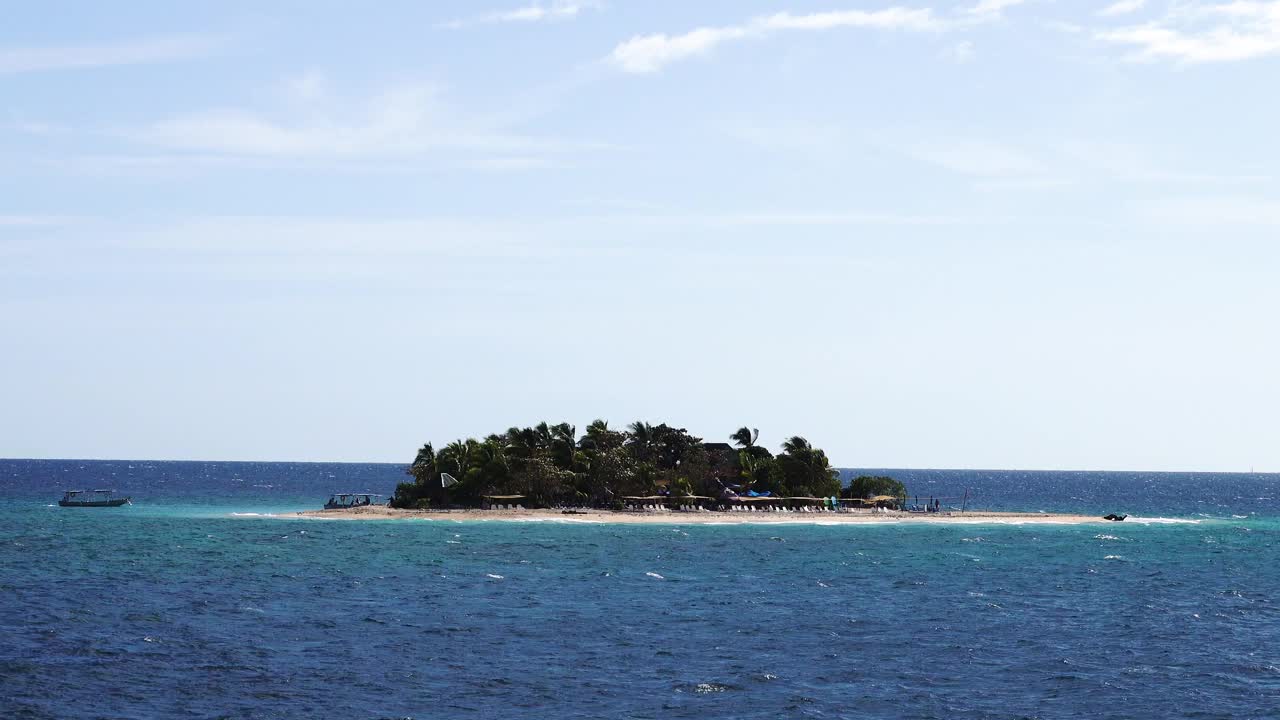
295,506,1109,525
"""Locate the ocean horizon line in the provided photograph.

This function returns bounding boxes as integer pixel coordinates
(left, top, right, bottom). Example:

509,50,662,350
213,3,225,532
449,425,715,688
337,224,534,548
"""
2,456,1276,475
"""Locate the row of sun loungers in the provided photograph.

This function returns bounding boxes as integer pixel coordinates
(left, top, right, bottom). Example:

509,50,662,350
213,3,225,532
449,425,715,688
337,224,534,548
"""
621,504,864,513
724,505,854,513
628,504,711,512
492,503,892,513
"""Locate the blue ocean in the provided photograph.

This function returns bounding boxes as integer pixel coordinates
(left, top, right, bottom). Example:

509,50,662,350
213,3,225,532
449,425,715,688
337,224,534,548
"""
2,460,1278,719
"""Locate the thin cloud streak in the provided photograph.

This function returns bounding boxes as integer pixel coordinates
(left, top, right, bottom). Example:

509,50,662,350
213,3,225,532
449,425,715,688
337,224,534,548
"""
0,34,222,75
610,7,941,73
1098,0,1147,17
963,0,1030,19
131,80,607,166
438,1,600,29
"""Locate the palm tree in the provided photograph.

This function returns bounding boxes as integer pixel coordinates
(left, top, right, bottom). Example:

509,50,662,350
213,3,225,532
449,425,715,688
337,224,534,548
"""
466,438,509,491
550,422,576,446
779,435,838,496
504,426,539,461
440,439,474,477
549,422,577,470
534,421,554,450
782,435,812,455
730,427,760,449
408,442,436,485
579,419,605,451
627,421,655,462
738,450,761,489
628,420,653,441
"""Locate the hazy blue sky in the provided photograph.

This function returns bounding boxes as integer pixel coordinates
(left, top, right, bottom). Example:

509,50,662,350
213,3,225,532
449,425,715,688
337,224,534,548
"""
3,1,1279,470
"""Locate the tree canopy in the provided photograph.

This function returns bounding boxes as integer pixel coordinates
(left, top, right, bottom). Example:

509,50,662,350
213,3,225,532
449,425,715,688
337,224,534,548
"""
842,475,907,500
390,421,848,509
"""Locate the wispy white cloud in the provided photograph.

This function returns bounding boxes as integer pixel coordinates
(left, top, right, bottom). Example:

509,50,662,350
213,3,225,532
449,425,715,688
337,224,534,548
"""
963,0,1030,19
610,7,941,73
1098,0,1147,17
0,34,221,75
1098,1,1280,63
130,78,603,168
438,1,600,29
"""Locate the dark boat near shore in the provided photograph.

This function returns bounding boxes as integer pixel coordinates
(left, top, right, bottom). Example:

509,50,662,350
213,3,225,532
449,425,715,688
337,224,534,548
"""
58,489,131,507
323,493,381,510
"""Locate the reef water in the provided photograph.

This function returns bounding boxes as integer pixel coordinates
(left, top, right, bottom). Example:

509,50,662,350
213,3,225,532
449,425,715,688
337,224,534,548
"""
2,460,1277,719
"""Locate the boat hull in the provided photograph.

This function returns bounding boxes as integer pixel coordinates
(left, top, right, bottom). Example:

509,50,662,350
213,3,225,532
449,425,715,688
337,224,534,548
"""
58,498,131,507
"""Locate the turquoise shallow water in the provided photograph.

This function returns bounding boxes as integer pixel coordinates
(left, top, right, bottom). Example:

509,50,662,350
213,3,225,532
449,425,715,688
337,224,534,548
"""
2,461,1279,719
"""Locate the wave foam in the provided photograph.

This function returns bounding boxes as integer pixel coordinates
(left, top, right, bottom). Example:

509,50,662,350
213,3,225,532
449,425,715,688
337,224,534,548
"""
1123,517,1202,525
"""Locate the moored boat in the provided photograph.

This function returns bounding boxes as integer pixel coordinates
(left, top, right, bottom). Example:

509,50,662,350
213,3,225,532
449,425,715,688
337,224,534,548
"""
58,489,131,507
323,493,382,510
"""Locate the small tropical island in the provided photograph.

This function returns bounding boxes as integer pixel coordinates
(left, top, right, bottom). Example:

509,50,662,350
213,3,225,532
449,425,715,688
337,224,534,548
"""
298,421,1104,524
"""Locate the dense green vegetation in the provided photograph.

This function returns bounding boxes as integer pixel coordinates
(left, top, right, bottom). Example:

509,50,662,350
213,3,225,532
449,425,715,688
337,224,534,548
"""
391,422,846,509
842,475,908,501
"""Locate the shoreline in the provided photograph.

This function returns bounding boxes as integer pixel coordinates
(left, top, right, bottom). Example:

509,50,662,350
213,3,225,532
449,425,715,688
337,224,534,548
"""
294,506,1119,525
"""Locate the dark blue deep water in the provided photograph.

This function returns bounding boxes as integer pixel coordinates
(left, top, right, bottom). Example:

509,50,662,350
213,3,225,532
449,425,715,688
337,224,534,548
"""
2,460,1279,719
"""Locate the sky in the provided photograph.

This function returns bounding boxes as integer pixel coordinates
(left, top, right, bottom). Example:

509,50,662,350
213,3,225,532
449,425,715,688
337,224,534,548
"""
2,0,1279,471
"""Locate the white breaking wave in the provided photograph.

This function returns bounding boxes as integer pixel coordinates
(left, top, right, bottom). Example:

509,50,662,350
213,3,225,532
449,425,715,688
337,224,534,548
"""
1123,517,1202,525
